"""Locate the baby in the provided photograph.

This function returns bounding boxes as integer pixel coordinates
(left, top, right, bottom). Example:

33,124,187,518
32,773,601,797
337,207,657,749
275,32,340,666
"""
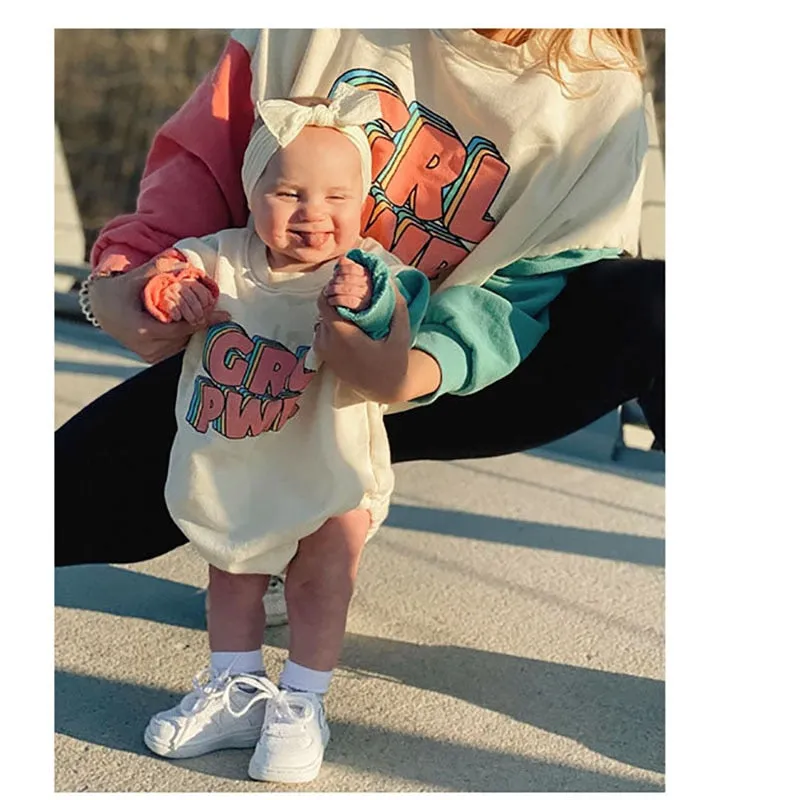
139,84,429,783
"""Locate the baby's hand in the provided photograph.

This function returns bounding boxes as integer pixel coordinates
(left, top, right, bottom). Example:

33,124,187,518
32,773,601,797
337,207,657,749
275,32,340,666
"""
161,278,218,325
323,256,372,312
143,266,220,326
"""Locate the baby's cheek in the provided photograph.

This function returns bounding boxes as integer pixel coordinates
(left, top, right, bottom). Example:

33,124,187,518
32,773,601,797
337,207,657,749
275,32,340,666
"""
254,210,282,249
336,217,363,250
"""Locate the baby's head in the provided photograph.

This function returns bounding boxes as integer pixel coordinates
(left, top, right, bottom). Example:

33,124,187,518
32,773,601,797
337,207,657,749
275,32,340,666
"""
241,85,381,270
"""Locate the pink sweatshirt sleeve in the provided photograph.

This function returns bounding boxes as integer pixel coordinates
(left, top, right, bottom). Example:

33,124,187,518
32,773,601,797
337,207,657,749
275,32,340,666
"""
90,38,255,273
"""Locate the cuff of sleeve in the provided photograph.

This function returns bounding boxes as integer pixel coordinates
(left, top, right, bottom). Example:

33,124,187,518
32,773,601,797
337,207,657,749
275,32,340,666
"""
334,248,395,339
410,325,470,404
94,250,135,275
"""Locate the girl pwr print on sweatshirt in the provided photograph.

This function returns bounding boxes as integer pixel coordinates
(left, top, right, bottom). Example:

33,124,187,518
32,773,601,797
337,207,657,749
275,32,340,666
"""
332,70,510,283
185,322,315,440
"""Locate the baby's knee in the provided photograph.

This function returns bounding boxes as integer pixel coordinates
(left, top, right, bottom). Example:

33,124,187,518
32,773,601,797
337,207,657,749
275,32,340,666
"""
288,513,370,593
313,509,370,556
208,565,269,600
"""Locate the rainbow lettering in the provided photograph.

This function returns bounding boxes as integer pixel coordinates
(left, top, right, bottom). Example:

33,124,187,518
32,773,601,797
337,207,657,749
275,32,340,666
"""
332,70,510,282
186,323,314,440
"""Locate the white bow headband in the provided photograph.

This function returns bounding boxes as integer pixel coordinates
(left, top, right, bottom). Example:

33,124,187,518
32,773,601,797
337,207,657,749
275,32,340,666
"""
241,82,382,207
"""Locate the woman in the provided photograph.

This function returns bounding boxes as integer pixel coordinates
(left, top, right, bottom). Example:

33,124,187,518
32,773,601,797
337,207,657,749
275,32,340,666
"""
56,28,664,573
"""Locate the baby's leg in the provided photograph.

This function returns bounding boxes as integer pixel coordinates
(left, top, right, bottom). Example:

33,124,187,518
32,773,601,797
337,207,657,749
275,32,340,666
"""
144,566,275,760
284,509,370,671
246,510,369,784
207,565,271,652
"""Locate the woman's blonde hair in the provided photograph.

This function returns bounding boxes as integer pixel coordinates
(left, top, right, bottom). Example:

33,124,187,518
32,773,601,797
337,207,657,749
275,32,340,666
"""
476,29,646,90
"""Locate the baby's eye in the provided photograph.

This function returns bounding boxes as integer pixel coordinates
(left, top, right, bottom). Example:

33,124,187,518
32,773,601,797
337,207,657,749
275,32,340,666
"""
276,191,299,199
328,195,347,201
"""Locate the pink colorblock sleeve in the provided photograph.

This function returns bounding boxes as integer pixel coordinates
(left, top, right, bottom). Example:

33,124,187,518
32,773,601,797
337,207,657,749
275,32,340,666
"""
90,38,255,274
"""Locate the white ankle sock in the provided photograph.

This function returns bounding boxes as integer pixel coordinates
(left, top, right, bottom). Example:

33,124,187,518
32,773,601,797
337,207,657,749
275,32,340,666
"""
210,650,264,677
279,660,332,695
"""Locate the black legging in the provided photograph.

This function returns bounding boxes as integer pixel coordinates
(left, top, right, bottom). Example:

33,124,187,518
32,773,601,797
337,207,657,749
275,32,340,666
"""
55,257,664,567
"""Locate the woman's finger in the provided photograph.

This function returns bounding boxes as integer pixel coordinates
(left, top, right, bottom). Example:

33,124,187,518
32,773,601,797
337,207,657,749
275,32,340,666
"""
316,290,342,322
179,296,204,326
178,283,205,321
198,286,217,310
186,283,218,321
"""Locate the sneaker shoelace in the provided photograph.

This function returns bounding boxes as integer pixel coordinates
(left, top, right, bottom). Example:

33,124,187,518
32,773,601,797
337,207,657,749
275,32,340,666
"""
263,689,316,727
177,668,229,715
225,674,282,718
177,668,280,717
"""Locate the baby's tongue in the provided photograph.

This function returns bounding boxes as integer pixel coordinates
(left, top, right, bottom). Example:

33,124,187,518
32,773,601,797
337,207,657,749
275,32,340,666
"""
295,231,329,247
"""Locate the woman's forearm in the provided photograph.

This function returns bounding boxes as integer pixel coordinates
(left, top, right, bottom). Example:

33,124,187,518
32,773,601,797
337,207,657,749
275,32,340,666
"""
391,349,443,403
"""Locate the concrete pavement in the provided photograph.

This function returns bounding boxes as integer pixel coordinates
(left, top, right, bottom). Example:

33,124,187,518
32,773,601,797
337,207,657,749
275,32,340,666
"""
54,317,665,792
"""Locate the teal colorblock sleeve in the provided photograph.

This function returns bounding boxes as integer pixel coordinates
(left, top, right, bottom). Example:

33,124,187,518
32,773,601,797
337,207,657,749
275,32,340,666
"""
408,248,621,404
393,268,429,339
410,269,567,405
334,248,430,341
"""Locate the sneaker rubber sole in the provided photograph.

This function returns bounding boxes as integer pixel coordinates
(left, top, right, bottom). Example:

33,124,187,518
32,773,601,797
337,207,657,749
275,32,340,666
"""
247,727,330,783
144,726,261,759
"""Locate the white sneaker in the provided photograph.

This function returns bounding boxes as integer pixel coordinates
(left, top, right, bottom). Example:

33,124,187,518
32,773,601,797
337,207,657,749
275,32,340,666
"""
204,575,288,628
248,690,330,783
144,670,280,759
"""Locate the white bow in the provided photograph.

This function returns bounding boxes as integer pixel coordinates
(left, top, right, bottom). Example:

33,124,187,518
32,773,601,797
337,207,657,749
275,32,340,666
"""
255,82,382,148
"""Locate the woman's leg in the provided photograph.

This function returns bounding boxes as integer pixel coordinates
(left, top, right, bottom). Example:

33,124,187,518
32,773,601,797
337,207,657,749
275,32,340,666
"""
55,353,187,566
386,258,665,461
283,510,370,671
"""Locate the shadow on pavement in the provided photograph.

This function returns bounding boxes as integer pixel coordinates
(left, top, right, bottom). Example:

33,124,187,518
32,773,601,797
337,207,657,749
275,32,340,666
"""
55,565,207,631
386,504,664,567
527,448,665,488
55,669,661,792
326,721,662,792
444,460,664,521
336,633,664,777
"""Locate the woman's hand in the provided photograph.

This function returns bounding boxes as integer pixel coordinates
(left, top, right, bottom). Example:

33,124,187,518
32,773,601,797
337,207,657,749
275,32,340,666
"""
313,284,411,402
159,278,219,325
88,256,230,364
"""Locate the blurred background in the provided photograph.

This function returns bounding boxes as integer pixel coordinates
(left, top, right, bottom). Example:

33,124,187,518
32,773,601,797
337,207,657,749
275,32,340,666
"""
54,29,665,265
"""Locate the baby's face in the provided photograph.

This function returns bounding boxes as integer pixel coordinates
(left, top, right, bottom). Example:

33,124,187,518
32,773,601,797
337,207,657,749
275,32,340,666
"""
251,127,364,269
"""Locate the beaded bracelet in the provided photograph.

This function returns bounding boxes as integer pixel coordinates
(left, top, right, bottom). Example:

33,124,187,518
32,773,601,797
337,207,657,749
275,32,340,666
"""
78,270,120,327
